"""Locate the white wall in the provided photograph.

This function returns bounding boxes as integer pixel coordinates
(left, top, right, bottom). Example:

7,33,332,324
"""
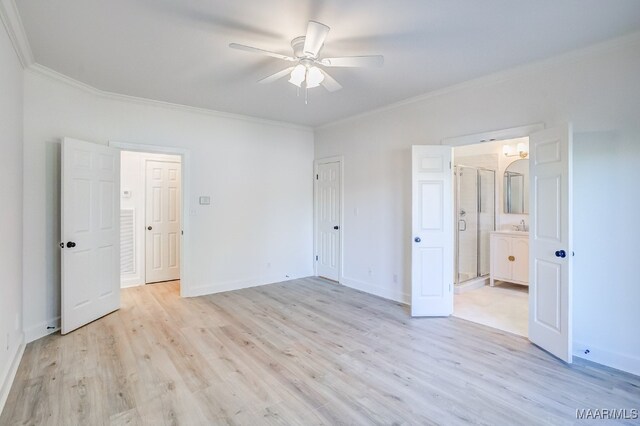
315,36,640,375
120,151,181,288
23,67,315,342
0,20,24,409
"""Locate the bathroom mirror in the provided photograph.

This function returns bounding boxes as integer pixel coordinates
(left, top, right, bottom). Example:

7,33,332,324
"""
503,159,529,214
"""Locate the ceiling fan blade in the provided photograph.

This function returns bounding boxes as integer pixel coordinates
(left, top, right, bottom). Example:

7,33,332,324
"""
303,21,330,57
321,55,384,67
320,70,342,92
258,67,295,84
229,43,295,61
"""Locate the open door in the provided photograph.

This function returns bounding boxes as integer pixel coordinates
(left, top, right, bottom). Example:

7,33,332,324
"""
411,145,454,316
62,138,120,334
528,124,573,362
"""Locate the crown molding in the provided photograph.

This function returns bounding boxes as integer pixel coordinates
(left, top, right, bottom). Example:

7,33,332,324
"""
0,0,34,68
26,63,313,133
317,31,640,131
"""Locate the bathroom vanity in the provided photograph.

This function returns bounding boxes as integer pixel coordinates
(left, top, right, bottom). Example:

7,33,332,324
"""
490,230,529,287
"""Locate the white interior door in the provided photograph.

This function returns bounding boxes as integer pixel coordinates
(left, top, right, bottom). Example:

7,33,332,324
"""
411,146,454,316
529,123,573,362
62,138,120,334
316,161,341,281
145,160,181,283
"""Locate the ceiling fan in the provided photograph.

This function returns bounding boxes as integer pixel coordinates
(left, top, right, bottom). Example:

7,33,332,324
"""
229,21,383,98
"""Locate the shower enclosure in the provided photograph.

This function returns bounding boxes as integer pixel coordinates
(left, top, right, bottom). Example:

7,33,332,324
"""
455,165,496,286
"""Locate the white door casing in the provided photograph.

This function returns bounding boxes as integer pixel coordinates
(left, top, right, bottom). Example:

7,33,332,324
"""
528,123,573,363
411,146,454,316
61,138,120,334
145,160,181,283
316,160,341,281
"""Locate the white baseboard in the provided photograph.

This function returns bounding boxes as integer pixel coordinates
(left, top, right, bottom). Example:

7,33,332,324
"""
182,273,310,298
574,341,640,377
120,281,143,289
341,276,410,305
24,316,60,343
0,333,25,415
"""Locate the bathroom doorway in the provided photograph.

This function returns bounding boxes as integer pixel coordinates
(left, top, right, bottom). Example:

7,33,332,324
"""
451,138,530,337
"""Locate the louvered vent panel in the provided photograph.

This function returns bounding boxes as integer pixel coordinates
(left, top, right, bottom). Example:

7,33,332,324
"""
120,209,135,274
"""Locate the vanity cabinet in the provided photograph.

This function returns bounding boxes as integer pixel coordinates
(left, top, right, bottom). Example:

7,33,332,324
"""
490,232,529,286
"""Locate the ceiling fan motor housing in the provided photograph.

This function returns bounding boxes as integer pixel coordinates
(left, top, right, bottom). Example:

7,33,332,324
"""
291,36,316,59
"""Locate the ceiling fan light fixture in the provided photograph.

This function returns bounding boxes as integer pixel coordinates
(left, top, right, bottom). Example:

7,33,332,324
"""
288,64,306,87
305,66,324,88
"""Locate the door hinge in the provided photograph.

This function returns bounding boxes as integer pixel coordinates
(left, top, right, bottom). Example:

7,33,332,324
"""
316,174,319,180
315,255,318,261
449,161,452,169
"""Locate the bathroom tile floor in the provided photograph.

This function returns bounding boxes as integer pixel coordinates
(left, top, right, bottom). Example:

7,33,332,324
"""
453,281,528,336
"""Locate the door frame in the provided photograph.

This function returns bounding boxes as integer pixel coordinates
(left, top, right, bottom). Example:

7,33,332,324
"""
109,141,191,298
313,156,344,282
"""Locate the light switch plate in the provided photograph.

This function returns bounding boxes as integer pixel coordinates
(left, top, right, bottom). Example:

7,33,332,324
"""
199,196,211,205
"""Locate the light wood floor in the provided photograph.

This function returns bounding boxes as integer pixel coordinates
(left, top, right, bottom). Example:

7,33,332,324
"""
2,278,639,425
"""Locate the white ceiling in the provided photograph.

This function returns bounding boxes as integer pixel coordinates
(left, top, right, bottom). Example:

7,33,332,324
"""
16,0,640,127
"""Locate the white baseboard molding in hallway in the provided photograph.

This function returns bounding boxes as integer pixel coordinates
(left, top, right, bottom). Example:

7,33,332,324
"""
574,341,640,377
0,334,25,415
181,273,312,298
24,316,60,343
341,276,410,305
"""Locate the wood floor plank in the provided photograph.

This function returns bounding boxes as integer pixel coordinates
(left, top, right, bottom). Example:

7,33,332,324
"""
2,278,639,425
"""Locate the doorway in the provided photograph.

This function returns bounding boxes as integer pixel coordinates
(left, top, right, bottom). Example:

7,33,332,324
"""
451,138,529,337
120,151,183,287
411,123,574,363
314,157,343,282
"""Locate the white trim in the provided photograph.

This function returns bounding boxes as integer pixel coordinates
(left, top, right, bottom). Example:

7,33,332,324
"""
341,276,410,305
313,156,344,283
182,274,308,298
120,279,143,289
109,141,191,298
26,64,313,133
24,317,60,343
574,342,640,377
0,333,25,414
0,0,34,68
441,123,544,146
317,31,640,130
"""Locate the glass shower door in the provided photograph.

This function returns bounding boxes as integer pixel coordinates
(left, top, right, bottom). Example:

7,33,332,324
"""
478,169,496,277
456,166,478,283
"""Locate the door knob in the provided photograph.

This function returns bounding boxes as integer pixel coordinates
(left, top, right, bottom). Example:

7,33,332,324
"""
147,226,152,230
66,241,76,248
555,250,566,258
333,226,339,230
414,237,421,243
